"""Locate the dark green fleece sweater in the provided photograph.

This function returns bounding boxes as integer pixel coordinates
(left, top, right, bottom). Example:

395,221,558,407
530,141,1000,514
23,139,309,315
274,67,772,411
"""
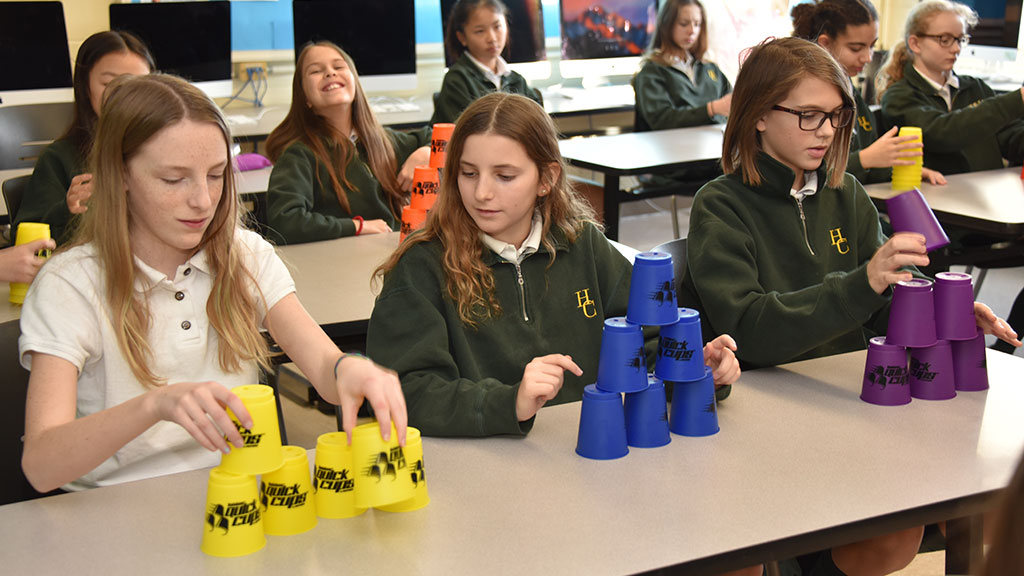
430,52,542,124
847,88,892,185
16,137,83,244
633,58,730,131
679,153,895,368
266,127,429,245
880,62,1024,174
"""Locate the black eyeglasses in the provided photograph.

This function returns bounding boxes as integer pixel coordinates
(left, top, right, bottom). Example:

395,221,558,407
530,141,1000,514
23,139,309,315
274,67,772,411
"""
917,33,971,48
771,105,855,131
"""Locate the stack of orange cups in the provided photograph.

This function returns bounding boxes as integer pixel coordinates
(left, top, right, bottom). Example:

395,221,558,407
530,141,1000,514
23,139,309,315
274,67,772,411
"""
429,123,455,169
400,205,427,242
410,166,440,211
891,126,923,191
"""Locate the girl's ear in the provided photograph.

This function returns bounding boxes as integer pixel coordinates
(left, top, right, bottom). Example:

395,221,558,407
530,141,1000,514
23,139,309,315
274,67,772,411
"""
817,34,833,51
539,162,561,195
907,35,922,55
756,116,767,133
456,30,467,48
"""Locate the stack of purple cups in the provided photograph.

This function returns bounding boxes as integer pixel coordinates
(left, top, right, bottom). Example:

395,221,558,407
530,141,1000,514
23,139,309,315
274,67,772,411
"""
861,273,987,406
576,252,719,461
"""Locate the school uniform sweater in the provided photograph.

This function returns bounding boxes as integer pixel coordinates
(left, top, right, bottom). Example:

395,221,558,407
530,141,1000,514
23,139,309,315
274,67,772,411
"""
266,127,429,245
365,223,632,437
847,88,892,185
679,153,894,368
16,137,83,244
430,52,542,124
880,62,1024,174
633,58,731,131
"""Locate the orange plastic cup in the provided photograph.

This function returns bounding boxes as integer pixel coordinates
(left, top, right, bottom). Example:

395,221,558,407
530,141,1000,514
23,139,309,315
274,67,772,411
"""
400,206,427,242
429,123,455,169
410,166,440,211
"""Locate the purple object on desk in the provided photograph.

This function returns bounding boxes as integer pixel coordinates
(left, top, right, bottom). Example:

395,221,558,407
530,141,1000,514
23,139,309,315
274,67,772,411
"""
933,272,976,341
886,188,950,252
861,336,910,406
908,340,956,400
951,327,989,392
887,279,938,348
235,153,272,172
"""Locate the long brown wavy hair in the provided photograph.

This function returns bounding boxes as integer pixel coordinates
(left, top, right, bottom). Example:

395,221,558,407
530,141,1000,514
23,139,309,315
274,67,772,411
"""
265,41,404,219
722,37,853,189
73,74,270,387
646,0,709,64
375,92,597,326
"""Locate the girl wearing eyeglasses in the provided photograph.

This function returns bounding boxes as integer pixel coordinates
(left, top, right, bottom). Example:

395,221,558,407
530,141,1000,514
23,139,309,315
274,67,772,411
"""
792,0,946,186
879,0,1024,174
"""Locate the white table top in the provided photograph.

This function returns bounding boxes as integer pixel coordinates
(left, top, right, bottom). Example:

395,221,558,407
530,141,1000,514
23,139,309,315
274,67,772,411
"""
863,167,1024,236
1,349,1021,574
558,124,725,175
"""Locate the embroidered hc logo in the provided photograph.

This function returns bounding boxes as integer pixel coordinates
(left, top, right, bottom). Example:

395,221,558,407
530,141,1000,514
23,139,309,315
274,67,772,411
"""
575,289,597,318
830,228,850,254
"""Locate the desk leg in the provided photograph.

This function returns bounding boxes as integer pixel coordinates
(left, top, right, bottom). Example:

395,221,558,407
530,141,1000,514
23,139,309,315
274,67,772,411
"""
945,515,984,575
603,173,621,241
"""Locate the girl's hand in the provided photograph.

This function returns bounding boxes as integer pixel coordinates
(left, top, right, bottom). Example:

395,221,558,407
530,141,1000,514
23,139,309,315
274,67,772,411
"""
922,167,947,185
334,354,407,445
710,93,732,117
0,238,55,283
866,232,930,294
66,173,94,214
859,127,923,169
397,146,432,192
145,381,251,453
516,354,582,422
703,334,740,387
974,302,1022,348
360,219,392,235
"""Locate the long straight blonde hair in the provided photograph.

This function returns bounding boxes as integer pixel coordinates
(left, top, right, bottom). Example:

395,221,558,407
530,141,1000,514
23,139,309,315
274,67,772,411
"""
877,0,977,96
375,93,597,326
74,74,270,387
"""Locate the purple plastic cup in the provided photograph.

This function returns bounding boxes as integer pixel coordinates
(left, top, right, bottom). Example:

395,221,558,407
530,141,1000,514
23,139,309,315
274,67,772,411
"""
668,367,719,437
886,279,938,348
595,317,648,393
861,336,911,406
624,374,671,448
908,340,957,400
934,272,976,341
575,385,629,460
885,188,951,252
626,251,678,326
951,326,989,392
654,308,705,382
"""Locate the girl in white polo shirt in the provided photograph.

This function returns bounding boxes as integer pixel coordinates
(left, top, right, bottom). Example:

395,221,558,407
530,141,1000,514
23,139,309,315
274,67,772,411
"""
18,74,407,492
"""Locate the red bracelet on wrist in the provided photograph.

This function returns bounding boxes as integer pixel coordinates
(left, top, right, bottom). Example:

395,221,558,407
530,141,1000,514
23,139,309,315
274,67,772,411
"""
353,215,364,235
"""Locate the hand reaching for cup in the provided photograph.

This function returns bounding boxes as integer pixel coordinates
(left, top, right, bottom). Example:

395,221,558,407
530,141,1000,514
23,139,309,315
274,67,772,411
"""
144,380,252,454
867,232,930,294
0,238,56,283
333,353,407,446
703,334,740,387
973,301,1022,348
397,146,432,192
516,354,582,422
858,127,923,169
66,173,94,214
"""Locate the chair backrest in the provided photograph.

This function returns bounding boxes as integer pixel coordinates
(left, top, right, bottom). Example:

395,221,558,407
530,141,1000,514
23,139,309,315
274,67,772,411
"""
0,102,74,170
3,174,30,224
651,237,687,295
633,102,651,133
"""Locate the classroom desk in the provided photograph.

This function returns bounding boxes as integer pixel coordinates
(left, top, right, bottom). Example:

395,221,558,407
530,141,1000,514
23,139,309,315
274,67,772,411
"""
559,125,725,240
1,349,1021,574
863,167,1024,237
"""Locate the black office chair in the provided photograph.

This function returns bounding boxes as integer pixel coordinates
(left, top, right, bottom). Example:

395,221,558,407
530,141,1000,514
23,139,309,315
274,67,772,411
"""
0,102,74,170
3,174,30,227
651,237,688,295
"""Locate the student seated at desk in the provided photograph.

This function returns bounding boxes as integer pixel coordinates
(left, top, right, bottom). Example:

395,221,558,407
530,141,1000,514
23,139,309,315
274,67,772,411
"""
430,0,542,125
265,42,430,245
366,93,740,438
878,0,1024,175
792,0,946,186
679,36,1019,576
16,30,153,244
19,74,406,493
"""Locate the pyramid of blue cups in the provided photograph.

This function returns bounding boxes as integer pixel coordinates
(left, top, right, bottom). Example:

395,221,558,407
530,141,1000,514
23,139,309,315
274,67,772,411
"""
860,271,989,407
575,252,719,461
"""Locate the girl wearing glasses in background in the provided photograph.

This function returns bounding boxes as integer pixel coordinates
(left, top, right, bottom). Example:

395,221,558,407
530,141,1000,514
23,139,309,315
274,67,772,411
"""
879,0,1024,174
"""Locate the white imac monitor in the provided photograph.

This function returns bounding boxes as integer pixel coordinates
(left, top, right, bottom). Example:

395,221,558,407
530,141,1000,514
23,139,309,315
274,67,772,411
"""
960,0,1022,63
109,1,234,99
0,2,73,106
558,0,658,82
292,0,417,94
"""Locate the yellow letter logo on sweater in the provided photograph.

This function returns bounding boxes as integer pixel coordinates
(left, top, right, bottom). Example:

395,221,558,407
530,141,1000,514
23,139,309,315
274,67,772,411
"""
858,114,872,132
708,69,717,82
830,228,850,254
575,289,597,318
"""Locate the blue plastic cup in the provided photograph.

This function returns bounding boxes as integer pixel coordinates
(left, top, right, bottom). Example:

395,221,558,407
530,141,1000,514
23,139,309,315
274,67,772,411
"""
909,340,956,400
595,317,648,393
624,374,671,448
668,367,719,437
861,336,911,406
575,385,629,460
626,251,678,326
654,308,705,382
951,326,989,392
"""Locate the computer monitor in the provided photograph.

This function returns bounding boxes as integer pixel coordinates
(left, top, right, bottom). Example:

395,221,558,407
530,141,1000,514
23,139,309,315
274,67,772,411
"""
109,1,233,99
960,0,1022,63
292,0,417,94
558,0,658,80
0,2,73,106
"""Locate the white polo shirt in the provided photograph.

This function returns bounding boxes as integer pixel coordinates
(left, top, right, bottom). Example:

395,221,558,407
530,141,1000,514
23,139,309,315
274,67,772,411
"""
19,229,295,491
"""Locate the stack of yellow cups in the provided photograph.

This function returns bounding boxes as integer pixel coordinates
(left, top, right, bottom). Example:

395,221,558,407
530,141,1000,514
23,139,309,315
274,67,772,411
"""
891,126,923,191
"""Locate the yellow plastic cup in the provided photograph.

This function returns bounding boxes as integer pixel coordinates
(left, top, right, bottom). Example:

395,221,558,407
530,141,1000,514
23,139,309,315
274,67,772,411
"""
9,222,51,305
892,126,923,191
201,468,265,557
260,445,318,536
219,385,284,475
376,427,429,513
351,422,415,509
313,431,366,519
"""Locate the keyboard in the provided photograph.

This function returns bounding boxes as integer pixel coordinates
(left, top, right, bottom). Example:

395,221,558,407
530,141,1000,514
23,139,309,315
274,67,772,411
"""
368,97,421,114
